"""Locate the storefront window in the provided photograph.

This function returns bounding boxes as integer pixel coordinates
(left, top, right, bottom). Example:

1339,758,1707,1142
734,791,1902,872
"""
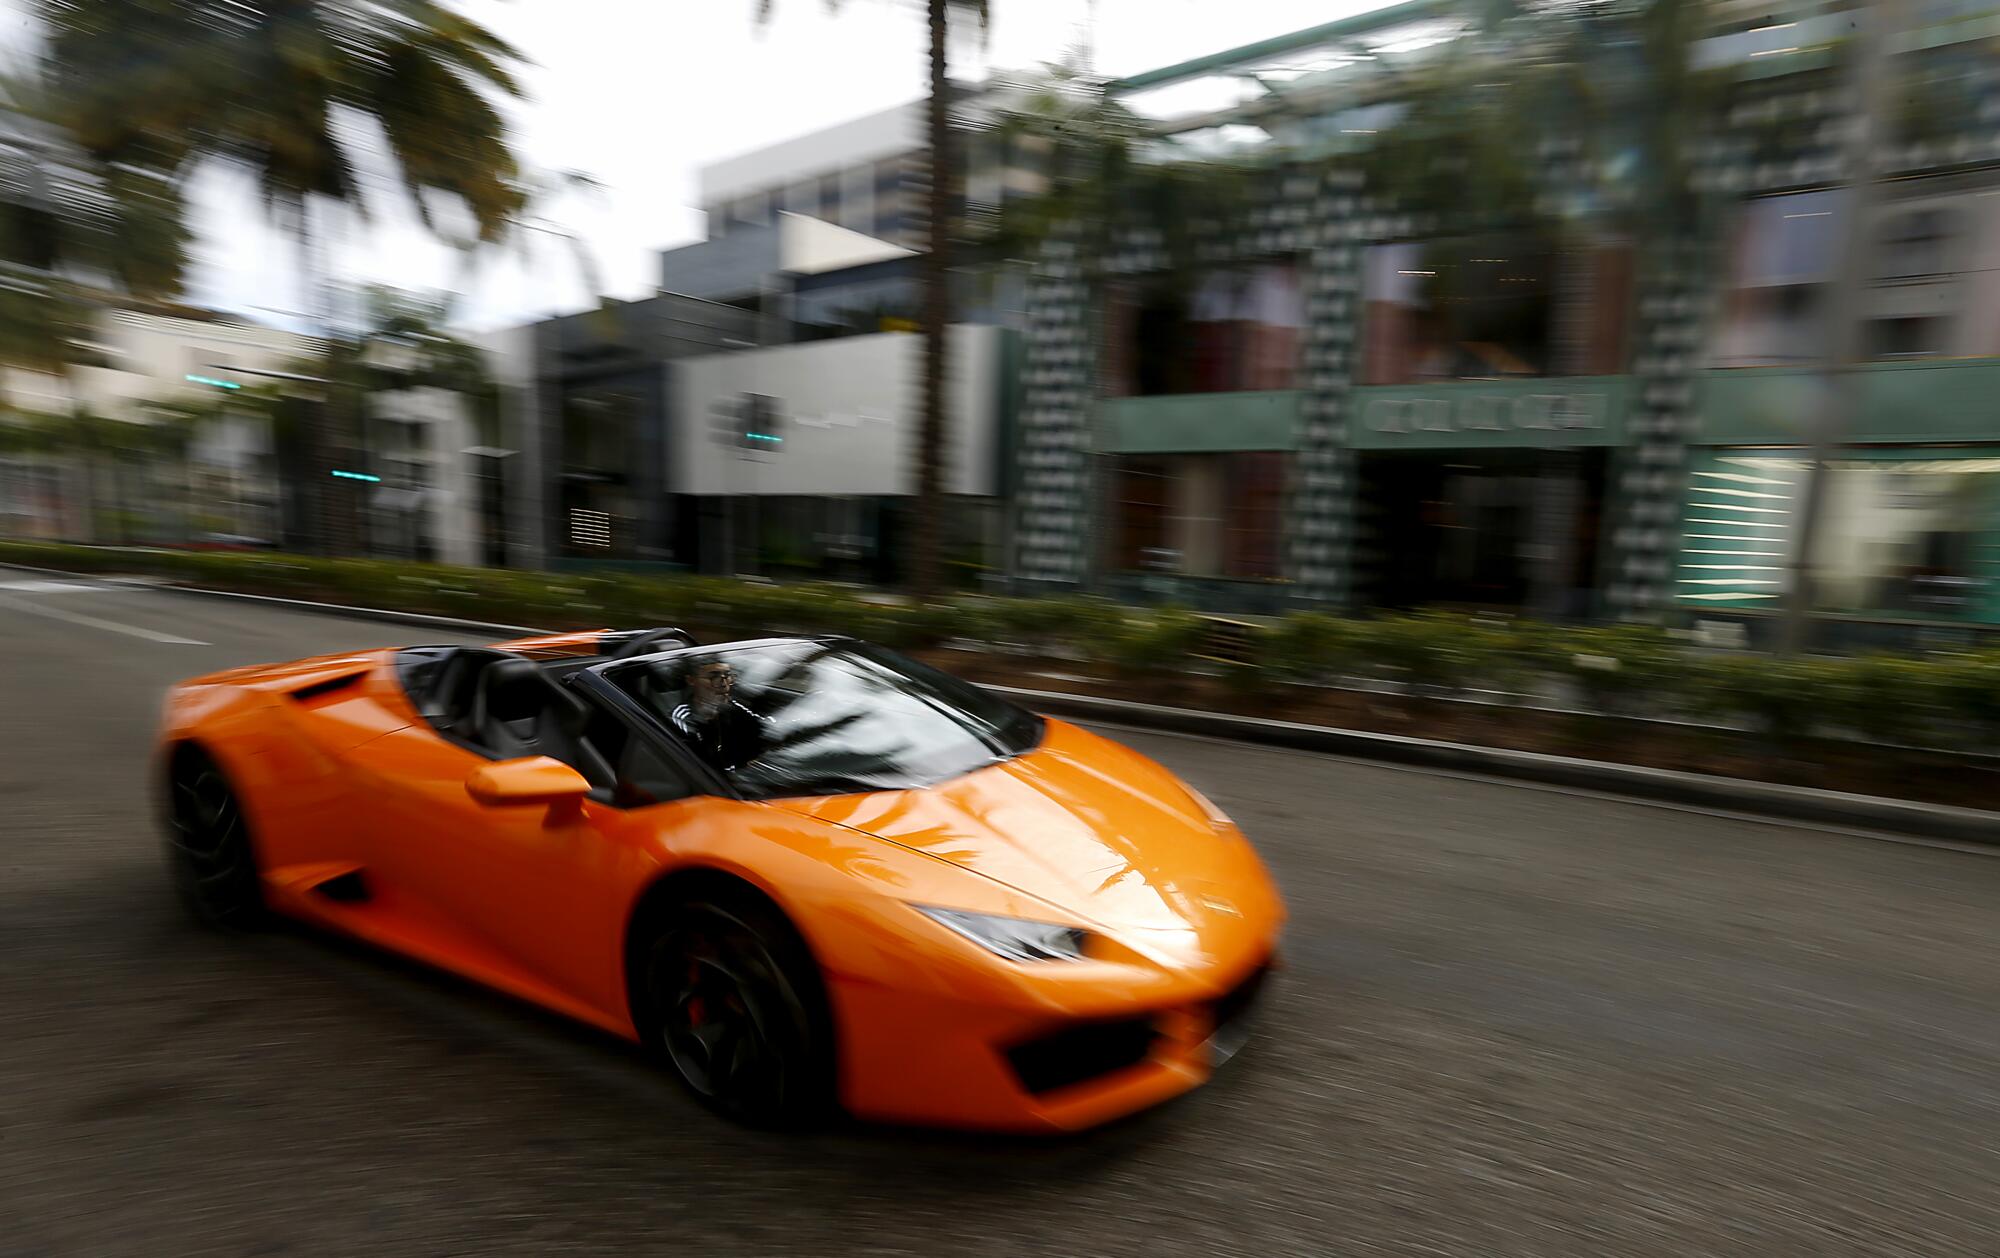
1112,457,1171,571
1109,453,1289,581
1104,264,1302,397
1677,451,2000,622
1814,457,2000,619
560,385,643,558
1225,453,1287,580
1359,232,1627,384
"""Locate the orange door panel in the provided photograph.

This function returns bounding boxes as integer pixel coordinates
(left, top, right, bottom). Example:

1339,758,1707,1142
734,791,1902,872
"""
342,725,635,1027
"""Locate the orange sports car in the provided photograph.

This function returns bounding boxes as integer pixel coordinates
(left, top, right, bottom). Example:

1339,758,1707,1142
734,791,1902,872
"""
156,627,1283,1131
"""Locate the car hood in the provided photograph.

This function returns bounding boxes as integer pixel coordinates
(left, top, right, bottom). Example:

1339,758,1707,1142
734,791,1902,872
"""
766,720,1280,970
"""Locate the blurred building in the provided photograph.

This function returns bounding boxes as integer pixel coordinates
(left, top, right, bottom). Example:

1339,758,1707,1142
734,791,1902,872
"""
0,308,315,545
1010,0,2000,637
510,95,1034,583
697,93,1048,251
362,383,491,567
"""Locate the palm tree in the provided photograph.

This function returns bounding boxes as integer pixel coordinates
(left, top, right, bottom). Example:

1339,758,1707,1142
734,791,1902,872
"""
985,56,1260,297
0,65,195,541
0,64,192,374
36,0,530,553
757,0,989,596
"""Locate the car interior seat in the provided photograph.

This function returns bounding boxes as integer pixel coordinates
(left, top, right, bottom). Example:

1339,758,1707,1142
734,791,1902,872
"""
467,657,615,787
625,656,692,720
426,648,517,738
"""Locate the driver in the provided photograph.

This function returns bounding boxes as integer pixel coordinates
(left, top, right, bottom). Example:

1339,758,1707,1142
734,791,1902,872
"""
670,658,763,772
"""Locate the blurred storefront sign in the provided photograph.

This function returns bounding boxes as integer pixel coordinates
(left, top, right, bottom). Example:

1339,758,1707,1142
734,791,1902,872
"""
1352,377,1633,449
671,325,1004,497
1096,390,1300,455
1699,359,2000,445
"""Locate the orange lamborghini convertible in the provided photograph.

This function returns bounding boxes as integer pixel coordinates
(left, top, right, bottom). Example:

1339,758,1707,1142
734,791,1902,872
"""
156,627,1283,1131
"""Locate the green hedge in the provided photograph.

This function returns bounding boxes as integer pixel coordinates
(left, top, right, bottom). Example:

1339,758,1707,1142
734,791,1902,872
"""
7,541,2000,753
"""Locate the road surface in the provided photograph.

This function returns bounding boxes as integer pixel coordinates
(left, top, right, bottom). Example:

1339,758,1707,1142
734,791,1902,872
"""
2,572,1997,1256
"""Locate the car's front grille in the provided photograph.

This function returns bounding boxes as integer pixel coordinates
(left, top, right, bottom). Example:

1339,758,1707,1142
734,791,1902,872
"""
1005,1016,1159,1096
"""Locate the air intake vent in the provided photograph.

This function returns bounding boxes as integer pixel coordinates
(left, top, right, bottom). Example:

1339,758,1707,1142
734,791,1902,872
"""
289,671,366,703
310,870,371,903
1005,1017,1158,1095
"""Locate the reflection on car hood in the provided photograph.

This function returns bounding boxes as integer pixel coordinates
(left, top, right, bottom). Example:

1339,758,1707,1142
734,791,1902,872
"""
765,720,1278,969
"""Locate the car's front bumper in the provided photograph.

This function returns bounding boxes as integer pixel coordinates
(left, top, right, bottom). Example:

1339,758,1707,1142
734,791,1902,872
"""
829,951,1275,1133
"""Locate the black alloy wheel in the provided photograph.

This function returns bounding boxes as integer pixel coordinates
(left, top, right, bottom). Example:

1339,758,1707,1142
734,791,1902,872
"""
643,896,830,1127
164,747,265,928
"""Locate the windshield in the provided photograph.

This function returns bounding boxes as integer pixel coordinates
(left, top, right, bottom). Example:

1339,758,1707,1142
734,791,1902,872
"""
610,641,1044,799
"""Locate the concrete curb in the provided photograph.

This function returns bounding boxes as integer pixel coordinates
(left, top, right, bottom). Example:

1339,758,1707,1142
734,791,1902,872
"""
9,560,1995,845
989,686,2000,846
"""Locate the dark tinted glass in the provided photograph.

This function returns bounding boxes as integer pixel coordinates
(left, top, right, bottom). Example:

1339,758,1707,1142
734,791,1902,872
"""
613,641,1042,799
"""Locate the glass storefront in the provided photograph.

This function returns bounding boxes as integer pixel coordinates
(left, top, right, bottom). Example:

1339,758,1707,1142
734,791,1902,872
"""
1354,448,1608,616
1102,265,1303,397
1108,452,1289,582
1677,448,2000,623
1360,231,1631,384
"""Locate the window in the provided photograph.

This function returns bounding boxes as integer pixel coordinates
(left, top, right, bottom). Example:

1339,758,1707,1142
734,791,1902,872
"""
1811,457,1999,618
1713,191,1846,367
1359,232,1619,384
1112,458,1171,571
1678,452,2000,620
611,737,693,807
612,642,1042,798
1870,316,1942,359
1224,453,1287,579
1874,208,1960,280
1106,265,1302,397
1109,453,1287,581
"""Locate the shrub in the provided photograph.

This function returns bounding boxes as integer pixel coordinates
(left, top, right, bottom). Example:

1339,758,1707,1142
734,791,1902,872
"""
1263,612,1355,683
1686,654,1826,742
1095,608,1207,679
1547,623,1683,716
8,541,2000,756
1352,611,1521,697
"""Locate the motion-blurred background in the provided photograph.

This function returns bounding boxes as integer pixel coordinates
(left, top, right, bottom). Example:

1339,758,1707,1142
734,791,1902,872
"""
2,0,1992,640
12,7,2000,1256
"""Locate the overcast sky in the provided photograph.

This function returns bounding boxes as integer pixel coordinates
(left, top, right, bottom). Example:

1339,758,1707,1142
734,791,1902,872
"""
5,1,1382,332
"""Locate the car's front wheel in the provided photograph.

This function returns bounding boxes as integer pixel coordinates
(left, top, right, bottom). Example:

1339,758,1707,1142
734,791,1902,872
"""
637,888,833,1127
163,745,266,928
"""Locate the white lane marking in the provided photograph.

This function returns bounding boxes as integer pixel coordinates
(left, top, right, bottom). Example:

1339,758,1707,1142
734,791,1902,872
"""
0,592,209,645
0,579,111,592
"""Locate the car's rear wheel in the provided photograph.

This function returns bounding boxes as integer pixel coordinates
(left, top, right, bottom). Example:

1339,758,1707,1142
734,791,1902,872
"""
164,745,265,928
638,890,832,1127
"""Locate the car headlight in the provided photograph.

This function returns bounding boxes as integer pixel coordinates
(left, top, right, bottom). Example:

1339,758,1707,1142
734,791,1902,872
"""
912,905,1091,962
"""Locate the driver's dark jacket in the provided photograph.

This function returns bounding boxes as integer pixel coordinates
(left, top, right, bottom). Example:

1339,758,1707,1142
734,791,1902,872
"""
669,699,763,772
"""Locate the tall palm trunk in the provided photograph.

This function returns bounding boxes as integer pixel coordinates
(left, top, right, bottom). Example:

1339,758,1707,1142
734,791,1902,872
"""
913,0,950,596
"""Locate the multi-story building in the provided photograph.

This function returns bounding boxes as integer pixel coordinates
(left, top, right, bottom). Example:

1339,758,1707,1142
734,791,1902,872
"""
511,93,1034,581
696,91,1048,251
1009,0,2000,640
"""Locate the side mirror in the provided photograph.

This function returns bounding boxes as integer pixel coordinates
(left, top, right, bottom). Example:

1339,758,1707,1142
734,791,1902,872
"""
465,756,592,807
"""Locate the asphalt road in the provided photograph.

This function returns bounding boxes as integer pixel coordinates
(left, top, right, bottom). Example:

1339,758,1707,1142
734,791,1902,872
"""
3,572,1999,1257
